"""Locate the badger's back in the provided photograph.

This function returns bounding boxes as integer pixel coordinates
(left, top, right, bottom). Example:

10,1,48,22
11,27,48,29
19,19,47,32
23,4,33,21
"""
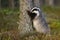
33,16,50,34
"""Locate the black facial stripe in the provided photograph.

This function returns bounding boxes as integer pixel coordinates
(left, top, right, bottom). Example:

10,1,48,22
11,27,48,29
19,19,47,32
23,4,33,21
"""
27,10,37,20
32,9,39,12
30,13,37,20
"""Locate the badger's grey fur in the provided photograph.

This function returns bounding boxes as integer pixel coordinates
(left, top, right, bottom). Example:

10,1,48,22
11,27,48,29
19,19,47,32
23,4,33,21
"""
27,7,50,34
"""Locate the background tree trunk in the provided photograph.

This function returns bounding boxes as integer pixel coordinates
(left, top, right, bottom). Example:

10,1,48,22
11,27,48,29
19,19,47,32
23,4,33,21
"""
18,0,34,37
39,0,45,6
0,0,1,9
45,0,49,5
8,0,14,9
49,0,54,6
57,0,60,6
33,0,40,7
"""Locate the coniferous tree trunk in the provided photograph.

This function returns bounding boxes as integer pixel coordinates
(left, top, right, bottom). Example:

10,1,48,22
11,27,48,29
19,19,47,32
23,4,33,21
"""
8,0,14,9
57,0,60,6
33,0,40,7
49,0,54,6
45,0,49,5
39,0,44,6
0,0,1,9
45,0,54,6
18,0,34,37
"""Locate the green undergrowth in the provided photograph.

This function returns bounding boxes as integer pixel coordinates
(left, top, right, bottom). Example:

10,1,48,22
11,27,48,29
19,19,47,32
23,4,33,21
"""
41,6,60,17
0,9,19,32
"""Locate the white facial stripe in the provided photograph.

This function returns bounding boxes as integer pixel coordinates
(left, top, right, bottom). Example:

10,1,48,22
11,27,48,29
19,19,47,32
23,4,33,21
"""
31,7,41,12
32,11,39,16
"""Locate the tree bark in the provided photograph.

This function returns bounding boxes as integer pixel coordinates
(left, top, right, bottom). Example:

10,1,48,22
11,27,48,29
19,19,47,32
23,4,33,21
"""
49,0,54,6
8,0,14,9
57,0,60,6
18,0,34,37
45,0,49,5
33,0,40,7
45,0,54,6
0,0,1,9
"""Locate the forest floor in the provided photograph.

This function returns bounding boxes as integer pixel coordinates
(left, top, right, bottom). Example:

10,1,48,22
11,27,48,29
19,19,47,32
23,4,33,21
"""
0,6,60,40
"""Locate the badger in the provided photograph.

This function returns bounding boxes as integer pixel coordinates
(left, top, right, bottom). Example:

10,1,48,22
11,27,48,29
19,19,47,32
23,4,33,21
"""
27,7,50,34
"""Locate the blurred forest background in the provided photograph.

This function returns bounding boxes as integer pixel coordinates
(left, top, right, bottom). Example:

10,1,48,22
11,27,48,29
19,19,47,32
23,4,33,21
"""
0,0,60,40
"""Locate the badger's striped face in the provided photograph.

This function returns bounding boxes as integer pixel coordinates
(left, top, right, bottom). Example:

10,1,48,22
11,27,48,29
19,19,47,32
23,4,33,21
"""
31,7,41,19
27,7,41,20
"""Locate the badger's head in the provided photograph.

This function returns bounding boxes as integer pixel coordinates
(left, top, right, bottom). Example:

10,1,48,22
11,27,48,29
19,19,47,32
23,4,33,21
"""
27,7,41,20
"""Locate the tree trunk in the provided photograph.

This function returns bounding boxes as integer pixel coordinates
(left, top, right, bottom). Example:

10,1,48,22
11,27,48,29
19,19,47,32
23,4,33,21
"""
45,0,54,6
45,0,49,5
33,0,40,7
57,0,60,6
39,0,45,6
8,0,14,9
49,0,54,6
18,0,34,37
0,0,1,9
